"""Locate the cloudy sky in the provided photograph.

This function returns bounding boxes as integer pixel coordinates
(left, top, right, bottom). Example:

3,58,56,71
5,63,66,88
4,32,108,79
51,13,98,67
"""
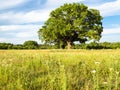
0,0,120,44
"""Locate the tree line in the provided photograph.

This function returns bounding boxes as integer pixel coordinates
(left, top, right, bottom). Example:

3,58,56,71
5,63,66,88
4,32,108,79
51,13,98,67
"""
0,40,120,49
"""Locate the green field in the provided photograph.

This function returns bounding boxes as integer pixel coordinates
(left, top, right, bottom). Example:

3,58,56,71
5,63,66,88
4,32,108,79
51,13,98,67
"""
0,50,120,90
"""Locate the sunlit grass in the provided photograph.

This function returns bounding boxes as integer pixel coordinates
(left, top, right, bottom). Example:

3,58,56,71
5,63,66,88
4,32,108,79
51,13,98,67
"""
0,50,120,90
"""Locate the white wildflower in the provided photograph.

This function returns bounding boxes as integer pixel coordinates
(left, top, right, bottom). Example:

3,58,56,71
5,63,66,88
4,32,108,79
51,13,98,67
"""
91,70,96,74
116,71,119,75
103,82,108,85
109,68,113,72
95,61,100,65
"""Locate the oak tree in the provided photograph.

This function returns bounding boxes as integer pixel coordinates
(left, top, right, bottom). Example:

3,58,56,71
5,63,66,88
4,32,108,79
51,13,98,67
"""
38,3,103,49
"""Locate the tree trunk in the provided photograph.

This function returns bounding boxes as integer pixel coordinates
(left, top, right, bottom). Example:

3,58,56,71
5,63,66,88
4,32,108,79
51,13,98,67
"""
67,41,71,49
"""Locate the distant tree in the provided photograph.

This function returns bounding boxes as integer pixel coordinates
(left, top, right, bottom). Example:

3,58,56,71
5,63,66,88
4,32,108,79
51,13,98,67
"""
100,42,111,49
38,3,103,49
23,40,39,49
12,44,23,49
0,43,13,49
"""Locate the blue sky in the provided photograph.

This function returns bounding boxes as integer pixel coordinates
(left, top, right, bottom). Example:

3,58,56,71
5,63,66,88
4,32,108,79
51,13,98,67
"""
0,0,120,44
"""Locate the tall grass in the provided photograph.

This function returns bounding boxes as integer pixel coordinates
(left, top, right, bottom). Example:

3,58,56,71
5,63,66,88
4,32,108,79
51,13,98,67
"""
0,50,120,90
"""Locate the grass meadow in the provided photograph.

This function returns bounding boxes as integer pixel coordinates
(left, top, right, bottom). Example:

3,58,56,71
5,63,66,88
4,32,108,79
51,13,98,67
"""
0,50,120,90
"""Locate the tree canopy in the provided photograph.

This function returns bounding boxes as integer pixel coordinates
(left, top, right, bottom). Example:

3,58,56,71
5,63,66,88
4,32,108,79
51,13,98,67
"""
38,3,103,49
23,40,39,49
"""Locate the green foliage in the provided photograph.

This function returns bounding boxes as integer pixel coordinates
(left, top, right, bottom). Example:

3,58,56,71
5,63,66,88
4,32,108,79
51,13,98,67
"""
38,3,103,49
1,41,120,49
72,42,120,49
39,44,58,49
0,50,120,90
12,44,24,49
0,43,13,49
23,40,39,49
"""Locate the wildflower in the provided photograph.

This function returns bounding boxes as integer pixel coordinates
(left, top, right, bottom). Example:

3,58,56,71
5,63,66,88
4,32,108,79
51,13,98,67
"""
109,68,113,72
116,71,119,75
103,82,108,85
91,70,96,74
95,61,100,65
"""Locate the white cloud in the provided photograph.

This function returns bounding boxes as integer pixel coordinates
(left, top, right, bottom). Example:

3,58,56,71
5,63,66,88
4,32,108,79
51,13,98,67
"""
0,0,85,24
100,34,120,42
84,0,105,6
103,27,120,35
15,32,35,38
0,24,41,31
0,0,119,25
0,24,41,39
91,0,120,16
22,9,51,23
0,0,28,10
0,38,8,42
0,9,51,24
0,24,41,44
45,0,85,8
0,37,40,44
